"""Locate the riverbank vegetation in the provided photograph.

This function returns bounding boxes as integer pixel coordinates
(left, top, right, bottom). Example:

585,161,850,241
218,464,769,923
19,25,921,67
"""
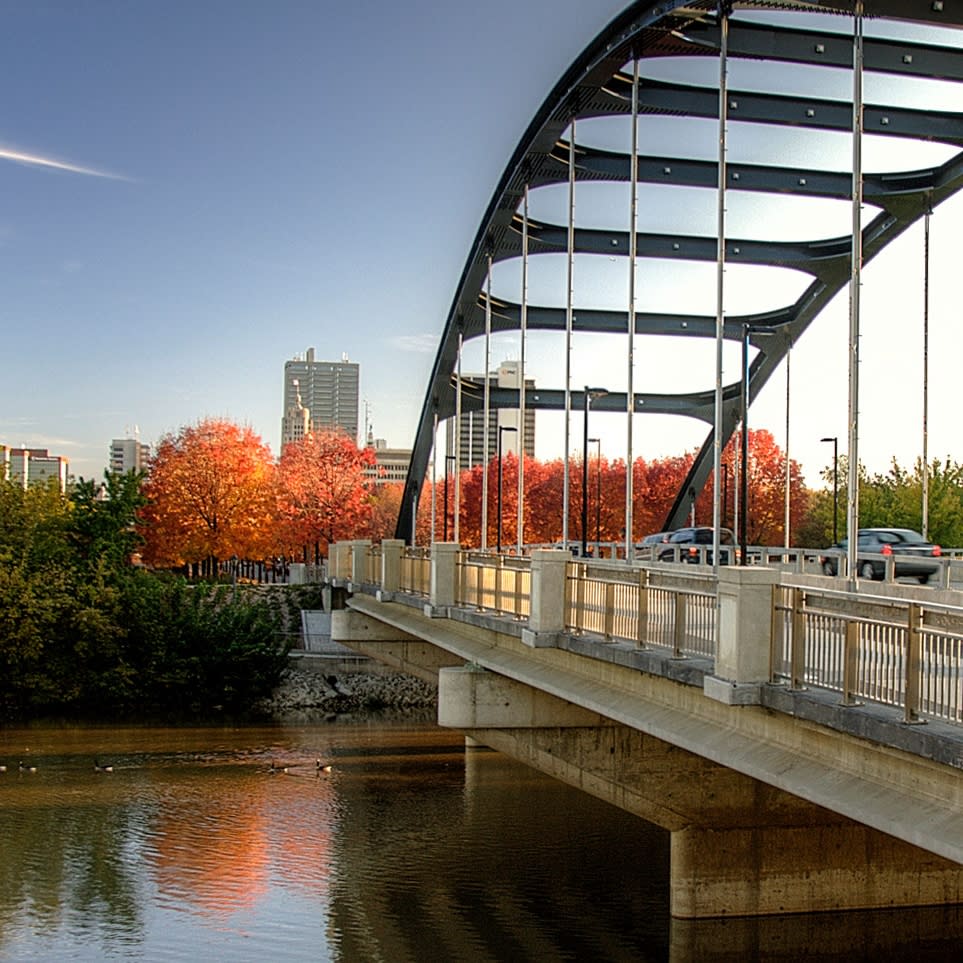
0,473,298,721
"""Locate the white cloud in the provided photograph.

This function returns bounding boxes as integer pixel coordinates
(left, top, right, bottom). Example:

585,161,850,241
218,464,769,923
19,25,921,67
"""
390,333,438,354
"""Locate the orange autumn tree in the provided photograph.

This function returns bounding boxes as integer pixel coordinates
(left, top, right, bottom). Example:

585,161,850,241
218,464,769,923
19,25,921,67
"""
276,430,375,557
140,418,277,568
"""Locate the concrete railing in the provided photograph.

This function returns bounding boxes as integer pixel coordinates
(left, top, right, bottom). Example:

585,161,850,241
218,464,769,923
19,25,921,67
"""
330,540,963,727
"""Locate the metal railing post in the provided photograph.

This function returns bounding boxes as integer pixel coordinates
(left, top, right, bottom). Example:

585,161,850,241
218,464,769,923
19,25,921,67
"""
904,602,925,724
636,568,649,647
790,587,807,690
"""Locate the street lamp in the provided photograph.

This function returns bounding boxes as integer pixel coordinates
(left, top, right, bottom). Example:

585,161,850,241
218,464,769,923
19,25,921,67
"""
589,437,601,552
443,454,455,542
820,436,839,545
496,426,517,553
582,387,608,557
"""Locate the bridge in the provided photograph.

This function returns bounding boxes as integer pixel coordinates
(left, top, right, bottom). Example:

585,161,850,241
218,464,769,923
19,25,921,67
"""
339,0,963,922
325,541,963,919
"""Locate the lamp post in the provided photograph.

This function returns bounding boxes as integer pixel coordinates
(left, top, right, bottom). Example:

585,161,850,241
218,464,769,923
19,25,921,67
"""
589,437,601,553
581,387,608,557
820,436,839,544
496,426,517,554
722,462,730,529
443,454,455,542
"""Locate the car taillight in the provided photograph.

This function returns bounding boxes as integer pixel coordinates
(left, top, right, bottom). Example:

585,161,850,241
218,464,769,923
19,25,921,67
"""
688,546,697,557
881,544,892,556
933,545,942,557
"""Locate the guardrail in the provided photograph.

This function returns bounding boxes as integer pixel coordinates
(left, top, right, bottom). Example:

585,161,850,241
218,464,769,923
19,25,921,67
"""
564,559,716,658
457,552,531,619
332,540,963,728
773,584,963,724
400,547,431,596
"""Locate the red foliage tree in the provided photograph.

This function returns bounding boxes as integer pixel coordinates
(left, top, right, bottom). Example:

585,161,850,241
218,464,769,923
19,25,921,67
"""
140,418,277,568
276,431,375,557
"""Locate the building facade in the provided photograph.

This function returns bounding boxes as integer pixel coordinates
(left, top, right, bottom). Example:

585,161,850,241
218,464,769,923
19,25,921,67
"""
109,437,151,474
451,361,536,469
2,446,69,491
364,437,412,486
281,347,360,446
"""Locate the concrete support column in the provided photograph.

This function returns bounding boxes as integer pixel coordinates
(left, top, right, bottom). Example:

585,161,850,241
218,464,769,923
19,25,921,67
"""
670,822,963,919
349,539,371,586
522,549,570,648
428,542,460,615
380,539,404,596
438,665,611,729
704,566,779,705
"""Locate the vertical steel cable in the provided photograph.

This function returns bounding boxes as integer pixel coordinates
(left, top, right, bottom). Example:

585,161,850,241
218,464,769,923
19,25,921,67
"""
847,1,864,580
922,203,931,539
481,252,493,549
712,3,731,573
563,118,576,548
626,55,640,561
518,184,529,554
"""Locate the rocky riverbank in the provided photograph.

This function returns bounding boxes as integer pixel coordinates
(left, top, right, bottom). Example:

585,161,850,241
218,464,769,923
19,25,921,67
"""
256,659,438,718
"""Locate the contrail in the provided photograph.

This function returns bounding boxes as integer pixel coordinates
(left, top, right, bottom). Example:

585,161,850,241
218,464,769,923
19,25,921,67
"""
0,145,130,181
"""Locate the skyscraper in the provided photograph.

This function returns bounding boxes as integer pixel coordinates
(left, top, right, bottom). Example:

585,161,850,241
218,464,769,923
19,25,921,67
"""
110,436,151,474
281,348,360,446
452,361,536,468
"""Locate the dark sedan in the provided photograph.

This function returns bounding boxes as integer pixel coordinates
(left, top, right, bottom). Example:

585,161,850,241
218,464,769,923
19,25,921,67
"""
658,526,737,565
820,528,941,583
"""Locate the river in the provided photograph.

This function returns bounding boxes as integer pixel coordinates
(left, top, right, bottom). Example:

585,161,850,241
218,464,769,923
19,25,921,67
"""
0,718,960,962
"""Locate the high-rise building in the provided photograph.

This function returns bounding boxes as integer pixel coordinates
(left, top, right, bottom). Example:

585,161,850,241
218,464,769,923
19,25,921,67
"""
452,361,536,468
281,347,360,445
110,436,151,474
280,379,311,449
363,436,413,486
2,446,69,492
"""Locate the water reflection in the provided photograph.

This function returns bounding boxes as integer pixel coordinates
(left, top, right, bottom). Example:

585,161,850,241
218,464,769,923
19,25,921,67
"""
0,722,960,961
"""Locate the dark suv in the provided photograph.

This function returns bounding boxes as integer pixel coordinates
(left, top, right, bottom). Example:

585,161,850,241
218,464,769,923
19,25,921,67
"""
820,528,941,583
658,527,736,565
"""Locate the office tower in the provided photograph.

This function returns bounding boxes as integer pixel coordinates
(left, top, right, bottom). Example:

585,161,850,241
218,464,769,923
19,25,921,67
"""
110,436,151,474
2,446,69,492
281,347,360,444
280,379,311,449
452,361,536,468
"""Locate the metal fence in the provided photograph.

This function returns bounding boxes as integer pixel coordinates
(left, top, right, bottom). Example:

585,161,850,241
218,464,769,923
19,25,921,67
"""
456,552,531,619
400,547,431,596
772,585,963,724
564,560,716,658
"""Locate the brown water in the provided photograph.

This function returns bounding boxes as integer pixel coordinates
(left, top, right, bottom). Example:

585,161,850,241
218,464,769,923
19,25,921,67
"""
0,719,960,962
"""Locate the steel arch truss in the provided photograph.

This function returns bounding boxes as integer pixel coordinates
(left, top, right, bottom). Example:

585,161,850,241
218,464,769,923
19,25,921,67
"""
396,0,963,541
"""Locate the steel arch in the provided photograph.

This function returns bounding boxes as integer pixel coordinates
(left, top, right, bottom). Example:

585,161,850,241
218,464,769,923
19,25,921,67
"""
396,0,963,542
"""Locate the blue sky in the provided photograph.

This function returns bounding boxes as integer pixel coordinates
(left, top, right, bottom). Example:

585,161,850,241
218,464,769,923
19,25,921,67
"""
1,1,961,492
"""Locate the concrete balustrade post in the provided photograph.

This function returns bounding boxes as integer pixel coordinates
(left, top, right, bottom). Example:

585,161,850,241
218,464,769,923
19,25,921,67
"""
329,542,350,583
522,549,570,648
427,542,460,617
705,566,779,705
379,539,404,598
349,540,371,586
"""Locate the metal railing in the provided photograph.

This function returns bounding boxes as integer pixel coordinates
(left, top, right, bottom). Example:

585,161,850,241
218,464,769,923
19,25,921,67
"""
365,544,382,585
772,584,963,724
340,541,963,728
565,560,716,658
456,552,531,619
400,547,431,596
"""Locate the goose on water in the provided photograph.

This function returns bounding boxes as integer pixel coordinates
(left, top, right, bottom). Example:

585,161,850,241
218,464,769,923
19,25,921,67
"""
19,761,37,773
94,759,114,773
